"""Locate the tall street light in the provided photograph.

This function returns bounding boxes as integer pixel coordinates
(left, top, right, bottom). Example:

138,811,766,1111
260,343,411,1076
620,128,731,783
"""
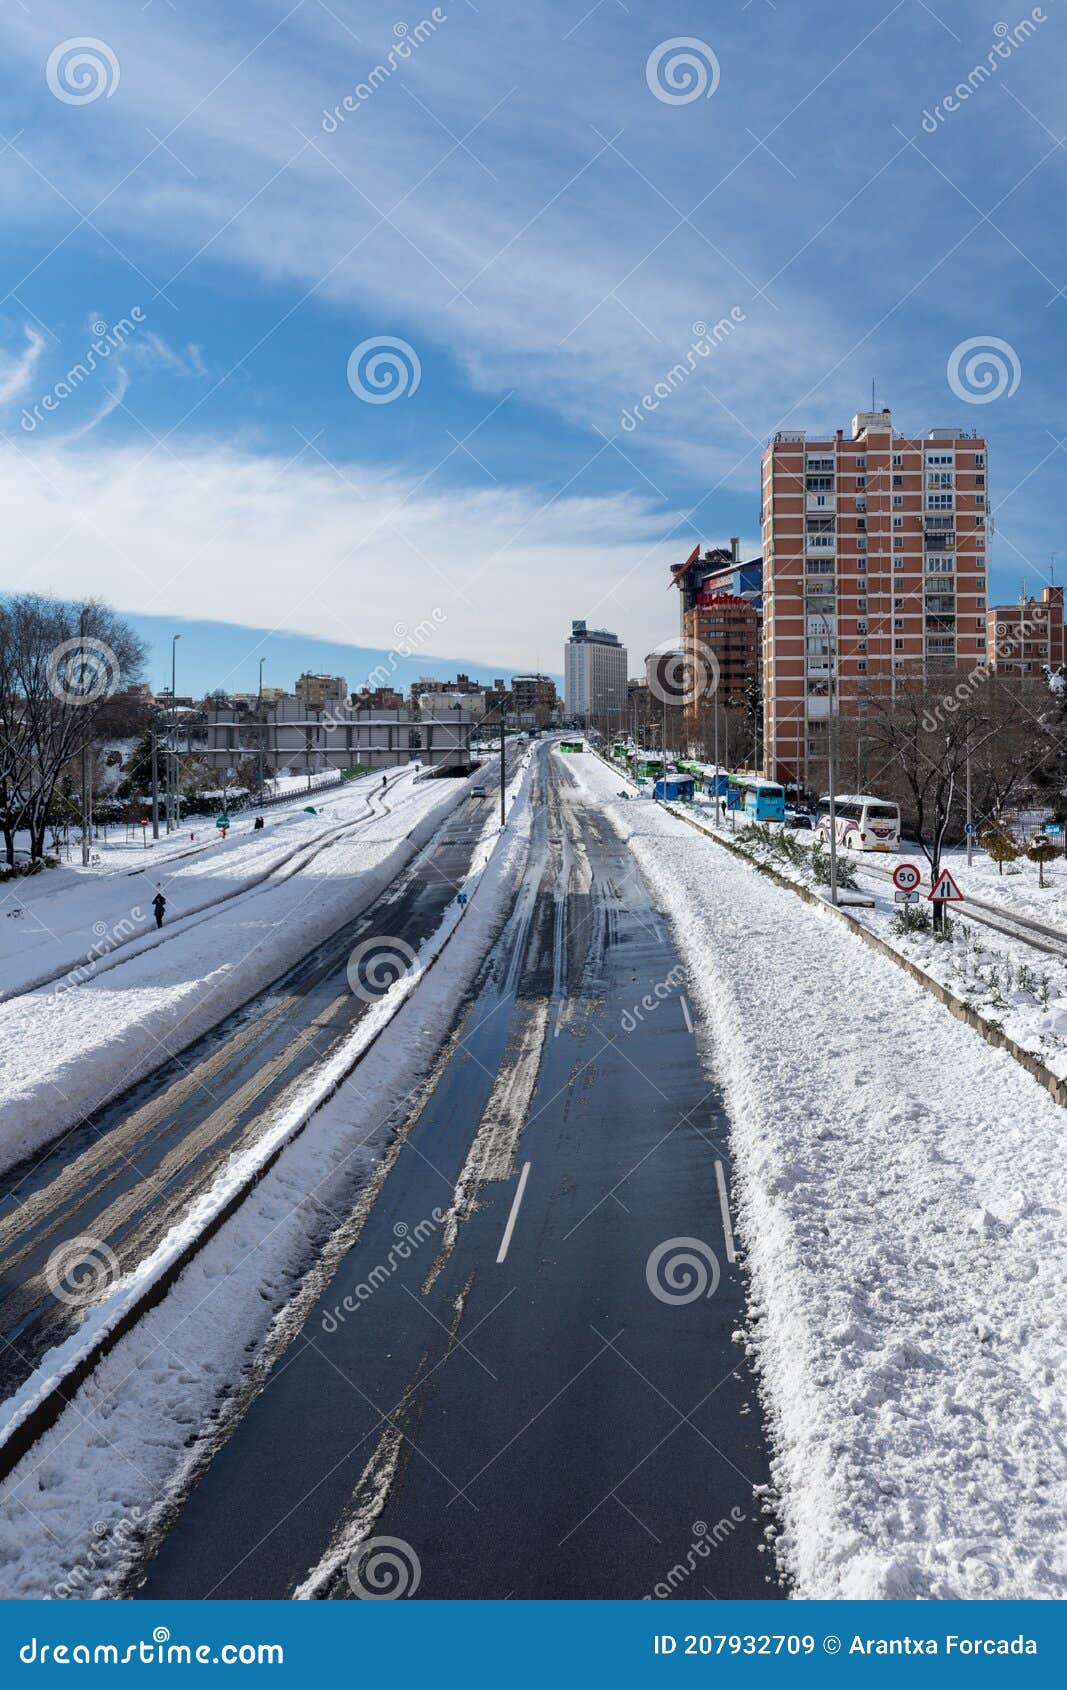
258,657,266,799
169,633,181,832
812,606,838,906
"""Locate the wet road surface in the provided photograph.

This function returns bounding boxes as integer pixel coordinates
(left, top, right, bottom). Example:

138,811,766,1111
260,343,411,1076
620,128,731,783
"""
0,768,514,1404
133,748,782,1600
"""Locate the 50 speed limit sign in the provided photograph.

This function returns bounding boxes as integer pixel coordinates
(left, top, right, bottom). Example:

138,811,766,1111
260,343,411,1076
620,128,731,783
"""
892,862,922,893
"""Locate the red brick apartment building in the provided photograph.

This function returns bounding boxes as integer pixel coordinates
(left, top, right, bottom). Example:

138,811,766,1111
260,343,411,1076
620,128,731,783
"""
671,540,761,755
760,409,989,789
987,585,1065,675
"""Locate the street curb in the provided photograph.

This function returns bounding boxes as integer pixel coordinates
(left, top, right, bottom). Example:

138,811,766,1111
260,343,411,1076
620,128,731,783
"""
659,795,1067,1111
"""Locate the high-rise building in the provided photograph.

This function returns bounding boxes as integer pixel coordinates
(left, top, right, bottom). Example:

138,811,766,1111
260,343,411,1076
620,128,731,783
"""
987,584,1065,676
760,409,989,788
671,540,762,756
564,621,628,724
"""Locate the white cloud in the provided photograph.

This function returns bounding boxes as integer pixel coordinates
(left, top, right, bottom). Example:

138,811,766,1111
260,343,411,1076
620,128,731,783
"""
3,438,686,669
57,364,130,442
0,325,46,405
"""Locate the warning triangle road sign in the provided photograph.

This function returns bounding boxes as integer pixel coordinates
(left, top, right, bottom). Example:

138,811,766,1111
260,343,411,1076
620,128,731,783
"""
928,868,965,903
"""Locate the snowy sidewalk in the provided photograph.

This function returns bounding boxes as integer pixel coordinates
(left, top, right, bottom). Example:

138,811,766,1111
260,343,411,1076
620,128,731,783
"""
575,753,1066,1600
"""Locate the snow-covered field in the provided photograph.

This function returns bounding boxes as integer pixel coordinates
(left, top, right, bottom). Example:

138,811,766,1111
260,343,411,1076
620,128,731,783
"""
0,767,476,1175
577,752,1066,1601
0,768,407,1000
0,750,536,1599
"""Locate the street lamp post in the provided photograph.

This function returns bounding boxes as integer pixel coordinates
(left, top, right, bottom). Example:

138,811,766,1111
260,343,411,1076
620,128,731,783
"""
168,633,181,833
816,608,838,906
257,657,266,799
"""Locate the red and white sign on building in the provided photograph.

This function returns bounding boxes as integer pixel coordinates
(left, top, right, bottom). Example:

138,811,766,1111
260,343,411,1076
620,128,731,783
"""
928,868,964,903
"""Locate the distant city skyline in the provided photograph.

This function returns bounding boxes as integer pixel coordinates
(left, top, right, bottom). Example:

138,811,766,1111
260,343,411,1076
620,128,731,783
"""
126,609,562,703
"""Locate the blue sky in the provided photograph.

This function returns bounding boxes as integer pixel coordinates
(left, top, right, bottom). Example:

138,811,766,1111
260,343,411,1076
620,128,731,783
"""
2,0,1066,695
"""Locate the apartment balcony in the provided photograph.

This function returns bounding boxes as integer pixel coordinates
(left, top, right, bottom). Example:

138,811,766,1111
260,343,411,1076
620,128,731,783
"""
806,493,836,513
805,535,836,553
924,533,955,552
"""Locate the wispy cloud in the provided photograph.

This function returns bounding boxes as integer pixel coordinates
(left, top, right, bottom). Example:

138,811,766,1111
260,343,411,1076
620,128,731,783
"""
0,325,46,406
56,364,130,442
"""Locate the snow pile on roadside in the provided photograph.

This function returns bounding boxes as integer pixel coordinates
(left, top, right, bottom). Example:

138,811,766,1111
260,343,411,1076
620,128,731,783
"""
0,773,468,1174
660,794,1067,1084
0,750,538,1598
575,752,1066,1600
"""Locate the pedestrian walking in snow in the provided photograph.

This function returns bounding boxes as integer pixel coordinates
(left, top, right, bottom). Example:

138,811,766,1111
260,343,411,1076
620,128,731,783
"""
152,892,166,929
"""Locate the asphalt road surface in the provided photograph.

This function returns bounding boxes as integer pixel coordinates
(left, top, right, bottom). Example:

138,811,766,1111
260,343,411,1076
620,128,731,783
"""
0,766,515,1404
133,748,782,1600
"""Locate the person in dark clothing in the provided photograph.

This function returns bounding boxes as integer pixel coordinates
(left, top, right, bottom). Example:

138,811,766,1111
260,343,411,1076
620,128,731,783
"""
381,775,387,789
152,892,166,929
253,815,264,830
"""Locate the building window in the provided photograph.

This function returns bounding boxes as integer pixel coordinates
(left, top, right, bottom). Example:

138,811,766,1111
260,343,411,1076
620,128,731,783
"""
892,515,904,528
892,494,903,507
894,598,904,610
855,455,866,468
892,453,903,466
892,475,903,487
856,659,867,672
857,597,867,610
894,638,905,651
976,474,985,487
856,475,867,489
857,517,866,531
894,618,904,630
927,493,954,510
927,452,954,466
976,516,986,528
976,494,986,506
975,452,985,467
893,538,904,551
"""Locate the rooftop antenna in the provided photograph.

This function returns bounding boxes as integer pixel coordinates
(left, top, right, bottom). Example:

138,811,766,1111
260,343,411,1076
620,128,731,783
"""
1051,553,1057,585
871,378,876,411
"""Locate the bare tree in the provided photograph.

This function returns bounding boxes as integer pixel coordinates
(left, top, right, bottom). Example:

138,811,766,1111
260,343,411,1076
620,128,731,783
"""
0,595,146,864
845,671,1049,913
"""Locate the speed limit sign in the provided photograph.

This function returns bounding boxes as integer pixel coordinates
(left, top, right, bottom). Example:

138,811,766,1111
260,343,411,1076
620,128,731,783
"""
892,862,922,893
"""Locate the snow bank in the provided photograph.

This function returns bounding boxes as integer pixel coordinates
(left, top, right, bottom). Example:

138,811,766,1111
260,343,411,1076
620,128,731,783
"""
0,773,470,1174
0,750,536,1598
575,752,1066,1601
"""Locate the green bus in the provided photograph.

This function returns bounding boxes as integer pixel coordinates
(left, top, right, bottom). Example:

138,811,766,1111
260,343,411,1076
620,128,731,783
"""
559,739,584,754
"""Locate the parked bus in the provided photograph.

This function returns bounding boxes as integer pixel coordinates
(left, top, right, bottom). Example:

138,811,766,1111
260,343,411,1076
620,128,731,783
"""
559,739,584,754
815,794,901,852
631,754,663,781
697,764,730,797
728,774,786,822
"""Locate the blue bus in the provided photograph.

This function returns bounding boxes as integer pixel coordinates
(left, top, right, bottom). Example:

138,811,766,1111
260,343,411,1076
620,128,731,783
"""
728,774,786,822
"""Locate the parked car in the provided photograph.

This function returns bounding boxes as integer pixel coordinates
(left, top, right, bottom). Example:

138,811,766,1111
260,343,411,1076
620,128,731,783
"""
784,808,815,831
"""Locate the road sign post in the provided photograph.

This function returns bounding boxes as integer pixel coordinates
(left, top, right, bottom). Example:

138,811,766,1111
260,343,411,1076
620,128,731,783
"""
928,866,964,931
139,817,148,850
892,862,922,894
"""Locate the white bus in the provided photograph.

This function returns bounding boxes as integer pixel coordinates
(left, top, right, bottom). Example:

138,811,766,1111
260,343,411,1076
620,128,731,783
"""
815,794,901,852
